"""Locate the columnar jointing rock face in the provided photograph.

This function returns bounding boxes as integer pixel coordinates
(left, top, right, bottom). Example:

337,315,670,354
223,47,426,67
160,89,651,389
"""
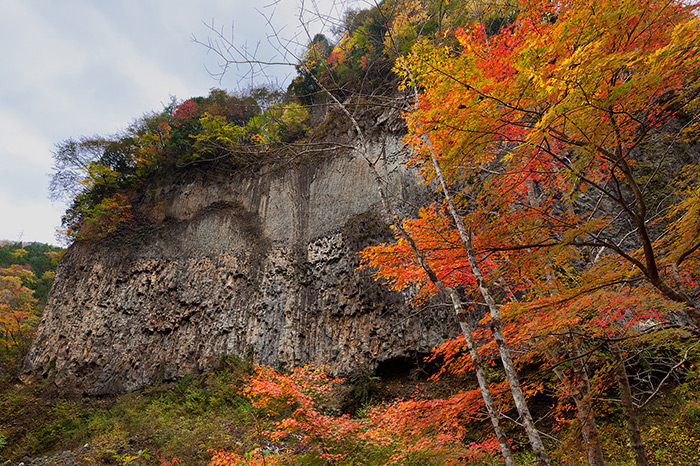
23,139,458,395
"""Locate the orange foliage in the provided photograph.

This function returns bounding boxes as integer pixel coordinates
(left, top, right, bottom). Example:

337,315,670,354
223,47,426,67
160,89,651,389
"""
61,193,133,242
209,364,505,465
364,1,700,460
370,0,700,341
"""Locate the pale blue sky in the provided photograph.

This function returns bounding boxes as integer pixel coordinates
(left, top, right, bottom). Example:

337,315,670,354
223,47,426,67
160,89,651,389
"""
0,0,354,245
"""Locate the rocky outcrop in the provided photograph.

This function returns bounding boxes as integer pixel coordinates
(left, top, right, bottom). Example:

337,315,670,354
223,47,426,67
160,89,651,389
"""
23,136,458,395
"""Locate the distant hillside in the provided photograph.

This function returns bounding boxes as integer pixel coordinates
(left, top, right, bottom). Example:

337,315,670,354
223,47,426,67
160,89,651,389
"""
0,241,62,305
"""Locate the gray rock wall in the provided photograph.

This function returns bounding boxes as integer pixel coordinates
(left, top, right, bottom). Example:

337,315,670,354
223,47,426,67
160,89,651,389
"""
23,138,458,395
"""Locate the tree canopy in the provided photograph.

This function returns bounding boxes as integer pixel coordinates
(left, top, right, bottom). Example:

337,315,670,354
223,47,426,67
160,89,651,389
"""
360,0,700,463
371,0,700,328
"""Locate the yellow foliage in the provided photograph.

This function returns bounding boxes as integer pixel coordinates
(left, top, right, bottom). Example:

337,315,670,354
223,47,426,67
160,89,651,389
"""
0,265,37,352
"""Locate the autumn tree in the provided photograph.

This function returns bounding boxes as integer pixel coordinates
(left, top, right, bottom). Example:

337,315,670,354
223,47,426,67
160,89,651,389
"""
0,265,39,378
397,0,700,327
0,242,61,382
0,242,60,304
197,2,553,464
359,0,700,463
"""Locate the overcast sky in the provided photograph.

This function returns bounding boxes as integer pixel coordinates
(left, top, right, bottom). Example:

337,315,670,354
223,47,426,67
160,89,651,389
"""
0,0,353,246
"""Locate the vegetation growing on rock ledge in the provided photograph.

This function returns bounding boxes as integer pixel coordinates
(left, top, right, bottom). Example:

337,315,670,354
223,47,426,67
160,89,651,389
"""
50,87,313,243
48,0,481,245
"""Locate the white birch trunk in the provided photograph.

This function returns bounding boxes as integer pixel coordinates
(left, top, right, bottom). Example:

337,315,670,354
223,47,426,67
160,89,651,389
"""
427,146,552,466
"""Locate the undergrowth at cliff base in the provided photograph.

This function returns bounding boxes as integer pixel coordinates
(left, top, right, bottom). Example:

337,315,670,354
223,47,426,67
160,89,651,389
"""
1,345,700,466
0,355,259,465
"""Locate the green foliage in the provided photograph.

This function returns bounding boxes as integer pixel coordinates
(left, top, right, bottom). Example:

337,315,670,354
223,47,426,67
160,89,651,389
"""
52,134,139,243
61,193,133,242
287,34,334,104
244,103,310,144
288,2,402,102
0,384,92,459
288,0,484,103
338,365,380,415
329,3,393,91
646,423,700,465
0,434,7,465
51,87,301,244
25,399,88,454
0,242,61,294
108,448,152,465
0,356,255,464
192,113,247,158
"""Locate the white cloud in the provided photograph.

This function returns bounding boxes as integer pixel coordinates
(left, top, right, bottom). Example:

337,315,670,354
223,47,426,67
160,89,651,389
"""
0,193,66,246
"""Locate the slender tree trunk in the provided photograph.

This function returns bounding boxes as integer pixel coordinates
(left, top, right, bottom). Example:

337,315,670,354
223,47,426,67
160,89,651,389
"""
428,147,552,466
397,228,517,466
608,339,649,466
568,339,607,466
542,267,606,465
547,348,604,466
463,232,551,466
304,73,519,464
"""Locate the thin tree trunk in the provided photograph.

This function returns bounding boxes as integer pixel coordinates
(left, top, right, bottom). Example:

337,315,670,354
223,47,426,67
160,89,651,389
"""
303,72,516,465
547,347,604,465
542,266,606,466
428,147,552,466
568,338,606,466
397,227,517,466
543,339,606,466
608,339,649,466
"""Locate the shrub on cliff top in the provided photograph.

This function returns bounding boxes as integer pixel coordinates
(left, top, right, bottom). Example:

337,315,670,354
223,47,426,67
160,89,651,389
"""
50,87,310,244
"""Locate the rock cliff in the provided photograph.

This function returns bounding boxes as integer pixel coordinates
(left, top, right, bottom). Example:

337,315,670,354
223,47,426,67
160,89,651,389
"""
23,133,458,395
